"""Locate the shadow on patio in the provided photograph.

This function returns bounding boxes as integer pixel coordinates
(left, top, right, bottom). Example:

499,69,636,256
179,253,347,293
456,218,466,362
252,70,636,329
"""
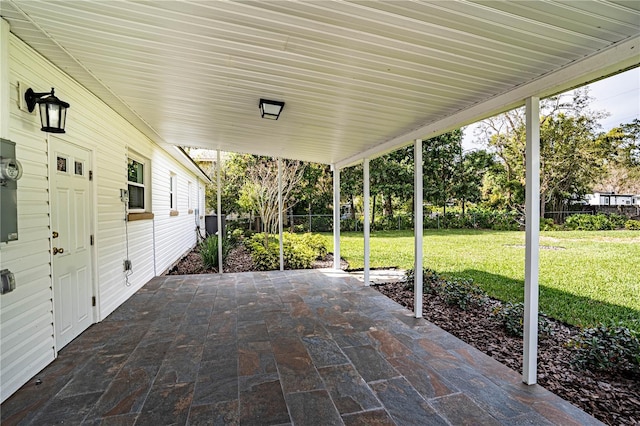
1,269,601,425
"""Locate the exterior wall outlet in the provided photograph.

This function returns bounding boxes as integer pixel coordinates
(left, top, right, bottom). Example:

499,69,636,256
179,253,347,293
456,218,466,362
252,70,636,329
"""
123,259,132,271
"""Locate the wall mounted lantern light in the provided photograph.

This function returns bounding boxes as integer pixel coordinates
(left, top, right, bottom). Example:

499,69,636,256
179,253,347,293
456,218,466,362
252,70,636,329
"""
25,88,70,133
259,98,285,120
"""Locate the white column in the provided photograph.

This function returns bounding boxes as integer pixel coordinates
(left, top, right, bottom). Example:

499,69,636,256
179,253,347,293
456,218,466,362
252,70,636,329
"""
414,139,423,318
216,150,223,274
523,97,540,385
1,19,10,139
332,165,341,269
278,158,284,271
363,158,370,286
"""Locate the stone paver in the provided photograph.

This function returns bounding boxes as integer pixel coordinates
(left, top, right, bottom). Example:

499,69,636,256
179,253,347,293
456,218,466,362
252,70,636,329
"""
1,269,602,425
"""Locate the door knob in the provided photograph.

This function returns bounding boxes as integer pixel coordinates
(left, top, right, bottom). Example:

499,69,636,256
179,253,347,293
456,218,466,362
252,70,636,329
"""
52,247,64,255
52,231,59,238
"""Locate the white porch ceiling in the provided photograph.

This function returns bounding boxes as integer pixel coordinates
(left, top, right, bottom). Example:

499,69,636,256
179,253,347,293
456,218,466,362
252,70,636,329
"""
2,1,639,167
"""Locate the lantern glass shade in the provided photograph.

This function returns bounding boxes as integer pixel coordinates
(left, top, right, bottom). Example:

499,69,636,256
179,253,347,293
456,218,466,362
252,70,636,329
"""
38,96,68,133
259,99,285,120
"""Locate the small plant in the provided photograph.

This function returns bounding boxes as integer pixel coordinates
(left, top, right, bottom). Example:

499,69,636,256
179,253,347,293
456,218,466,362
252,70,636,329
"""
540,218,556,231
492,302,554,338
569,323,640,374
435,278,488,310
404,268,487,310
625,219,640,230
199,235,231,269
404,268,440,294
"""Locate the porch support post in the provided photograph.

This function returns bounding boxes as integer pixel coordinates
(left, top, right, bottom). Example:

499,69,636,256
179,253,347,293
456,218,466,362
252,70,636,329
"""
414,139,423,318
363,158,370,286
216,150,223,274
278,158,284,271
523,96,540,385
332,165,341,269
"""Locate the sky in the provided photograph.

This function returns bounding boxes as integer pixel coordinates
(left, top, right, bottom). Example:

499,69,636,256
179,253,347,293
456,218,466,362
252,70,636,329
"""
462,67,640,150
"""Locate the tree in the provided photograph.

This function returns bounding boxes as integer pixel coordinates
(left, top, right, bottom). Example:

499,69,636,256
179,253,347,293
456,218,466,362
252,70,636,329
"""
237,158,305,240
422,130,464,216
371,146,413,219
595,120,640,194
454,150,495,215
478,88,615,217
340,164,363,219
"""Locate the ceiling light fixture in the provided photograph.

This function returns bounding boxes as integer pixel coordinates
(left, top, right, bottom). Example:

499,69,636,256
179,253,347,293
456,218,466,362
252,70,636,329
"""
259,98,285,120
25,87,70,133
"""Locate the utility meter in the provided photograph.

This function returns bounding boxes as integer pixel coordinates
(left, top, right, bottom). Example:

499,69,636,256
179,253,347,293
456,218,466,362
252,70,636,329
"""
0,158,23,183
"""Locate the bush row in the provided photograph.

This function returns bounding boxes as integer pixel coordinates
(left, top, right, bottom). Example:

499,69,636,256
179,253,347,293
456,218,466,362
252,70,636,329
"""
244,232,327,271
403,267,640,375
563,213,631,231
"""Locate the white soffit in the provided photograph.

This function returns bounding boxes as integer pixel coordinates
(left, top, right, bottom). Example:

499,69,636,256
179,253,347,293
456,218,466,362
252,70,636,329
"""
2,0,639,167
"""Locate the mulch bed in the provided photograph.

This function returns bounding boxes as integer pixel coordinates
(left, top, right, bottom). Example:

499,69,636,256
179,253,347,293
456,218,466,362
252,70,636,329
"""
373,282,639,426
166,247,638,425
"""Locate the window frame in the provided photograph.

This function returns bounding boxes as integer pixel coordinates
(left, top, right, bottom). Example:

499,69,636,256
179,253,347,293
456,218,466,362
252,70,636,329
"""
127,153,151,213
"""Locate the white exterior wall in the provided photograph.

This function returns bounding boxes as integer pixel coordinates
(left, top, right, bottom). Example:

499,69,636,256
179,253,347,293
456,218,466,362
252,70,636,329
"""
0,33,207,402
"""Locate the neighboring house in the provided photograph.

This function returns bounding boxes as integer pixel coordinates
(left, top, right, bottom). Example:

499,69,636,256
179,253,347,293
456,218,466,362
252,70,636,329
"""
0,33,209,402
585,192,636,206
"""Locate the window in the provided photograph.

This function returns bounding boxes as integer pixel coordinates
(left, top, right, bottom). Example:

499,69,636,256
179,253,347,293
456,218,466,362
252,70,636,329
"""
127,155,149,212
169,172,177,211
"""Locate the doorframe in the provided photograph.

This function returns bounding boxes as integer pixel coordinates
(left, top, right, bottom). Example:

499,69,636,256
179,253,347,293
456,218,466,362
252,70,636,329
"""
47,135,98,353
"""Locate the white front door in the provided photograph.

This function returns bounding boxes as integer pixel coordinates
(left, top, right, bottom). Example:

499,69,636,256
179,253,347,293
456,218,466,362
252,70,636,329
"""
50,137,94,350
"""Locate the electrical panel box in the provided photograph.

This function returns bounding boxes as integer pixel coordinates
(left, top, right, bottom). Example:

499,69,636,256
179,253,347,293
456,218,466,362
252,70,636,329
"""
1,138,21,243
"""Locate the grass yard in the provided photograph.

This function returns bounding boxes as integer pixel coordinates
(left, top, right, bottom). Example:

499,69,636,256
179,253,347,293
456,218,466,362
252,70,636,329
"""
321,229,640,332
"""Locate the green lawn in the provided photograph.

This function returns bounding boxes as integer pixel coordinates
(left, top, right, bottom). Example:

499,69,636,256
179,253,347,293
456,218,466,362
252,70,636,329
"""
321,229,640,332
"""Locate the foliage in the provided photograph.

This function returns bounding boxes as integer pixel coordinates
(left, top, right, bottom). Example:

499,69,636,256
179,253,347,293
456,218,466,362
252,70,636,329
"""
492,302,554,338
245,232,327,271
404,268,487,310
569,323,640,374
625,220,640,230
479,89,616,215
564,213,627,231
199,236,231,269
404,268,440,293
540,218,557,231
435,277,488,310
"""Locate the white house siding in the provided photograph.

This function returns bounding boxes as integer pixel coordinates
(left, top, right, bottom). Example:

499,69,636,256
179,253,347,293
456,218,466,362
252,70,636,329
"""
0,33,207,402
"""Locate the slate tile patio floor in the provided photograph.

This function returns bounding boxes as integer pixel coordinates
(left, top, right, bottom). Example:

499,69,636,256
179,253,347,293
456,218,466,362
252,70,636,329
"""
1,269,602,425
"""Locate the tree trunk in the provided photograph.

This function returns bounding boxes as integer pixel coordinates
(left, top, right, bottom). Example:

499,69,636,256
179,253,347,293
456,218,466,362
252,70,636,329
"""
350,196,355,219
384,194,393,217
372,194,377,228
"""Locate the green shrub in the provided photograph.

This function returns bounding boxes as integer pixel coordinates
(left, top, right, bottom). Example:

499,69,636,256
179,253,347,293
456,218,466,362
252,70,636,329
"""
540,218,556,231
564,213,620,230
404,268,440,293
608,213,628,229
569,323,640,374
245,232,328,271
199,236,231,269
435,278,488,310
290,232,328,258
625,220,640,230
404,268,487,310
492,302,553,338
